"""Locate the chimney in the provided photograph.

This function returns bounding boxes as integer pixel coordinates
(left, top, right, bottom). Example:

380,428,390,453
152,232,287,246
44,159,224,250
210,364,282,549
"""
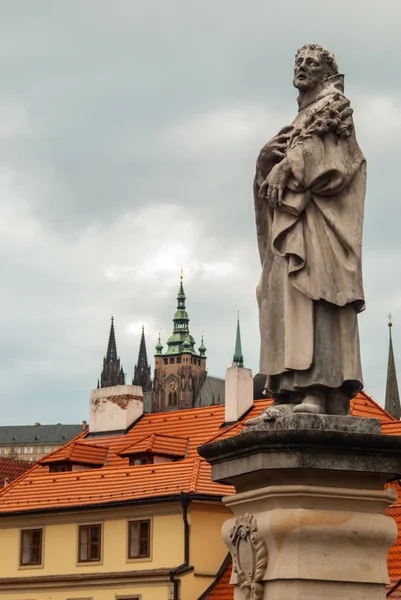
225,363,253,423
89,385,144,433
224,313,253,422
3,478,9,488
81,420,87,431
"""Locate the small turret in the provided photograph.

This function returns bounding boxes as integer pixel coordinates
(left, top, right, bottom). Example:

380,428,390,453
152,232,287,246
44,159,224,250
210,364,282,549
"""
225,312,253,422
233,313,244,367
182,333,192,351
155,332,163,355
385,316,401,420
198,333,207,357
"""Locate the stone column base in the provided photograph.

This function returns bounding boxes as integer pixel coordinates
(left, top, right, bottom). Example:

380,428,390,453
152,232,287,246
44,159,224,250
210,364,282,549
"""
199,414,401,600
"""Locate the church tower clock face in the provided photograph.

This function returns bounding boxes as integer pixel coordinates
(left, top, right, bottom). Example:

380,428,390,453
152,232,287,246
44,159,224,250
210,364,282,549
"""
169,381,177,392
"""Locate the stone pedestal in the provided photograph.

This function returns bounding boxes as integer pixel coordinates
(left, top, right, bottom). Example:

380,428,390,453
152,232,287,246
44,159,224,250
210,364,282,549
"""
198,415,401,600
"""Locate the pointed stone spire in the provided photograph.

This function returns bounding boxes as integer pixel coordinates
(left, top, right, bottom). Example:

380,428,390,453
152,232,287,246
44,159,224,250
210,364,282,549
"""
233,312,244,367
385,316,401,419
132,326,152,392
99,317,125,388
106,316,118,362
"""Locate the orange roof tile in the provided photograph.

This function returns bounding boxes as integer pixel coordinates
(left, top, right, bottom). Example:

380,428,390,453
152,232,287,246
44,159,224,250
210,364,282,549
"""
351,391,395,421
199,555,232,600
388,580,401,598
386,506,401,585
0,392,394,519
0,458,34,487
120,433,189,458
39,440,108,466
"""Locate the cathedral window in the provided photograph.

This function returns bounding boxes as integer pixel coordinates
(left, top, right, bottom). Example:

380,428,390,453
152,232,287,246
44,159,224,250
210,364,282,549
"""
168,392,178,406
169,357,175,364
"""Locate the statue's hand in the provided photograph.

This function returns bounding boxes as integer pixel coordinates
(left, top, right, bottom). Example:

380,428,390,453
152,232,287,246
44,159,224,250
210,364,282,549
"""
258,157,292,207
259,126,293,164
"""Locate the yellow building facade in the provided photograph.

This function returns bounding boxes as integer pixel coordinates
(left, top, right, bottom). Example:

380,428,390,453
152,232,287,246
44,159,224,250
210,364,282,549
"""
0,499,230,599
0,385,260,600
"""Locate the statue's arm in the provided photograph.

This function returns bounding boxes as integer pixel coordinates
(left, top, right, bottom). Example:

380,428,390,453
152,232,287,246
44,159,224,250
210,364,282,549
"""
286,130,364,197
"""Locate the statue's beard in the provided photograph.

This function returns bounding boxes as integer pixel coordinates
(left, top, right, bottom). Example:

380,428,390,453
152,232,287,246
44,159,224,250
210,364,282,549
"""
293,75,312,90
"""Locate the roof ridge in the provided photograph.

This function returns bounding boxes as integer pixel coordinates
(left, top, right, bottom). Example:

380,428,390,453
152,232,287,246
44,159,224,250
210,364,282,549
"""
189,459,201,494
119,433,154,455
202,422,241,446
152,432,189,441
76,439,111,450
355,390,396,420
0,461,38,498
148,432,157,452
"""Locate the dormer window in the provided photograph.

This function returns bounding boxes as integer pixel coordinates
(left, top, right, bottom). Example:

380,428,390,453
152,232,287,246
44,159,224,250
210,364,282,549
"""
40,440,108,472
129,455,153,466
49,464,72,473
119,433,188,465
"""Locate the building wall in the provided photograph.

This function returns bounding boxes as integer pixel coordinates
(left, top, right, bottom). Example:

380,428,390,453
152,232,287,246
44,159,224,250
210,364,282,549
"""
190,502,231,573
153,355,207,412
0,583,172,600
0,443,63,461
0,500,230,600
0,506,184,579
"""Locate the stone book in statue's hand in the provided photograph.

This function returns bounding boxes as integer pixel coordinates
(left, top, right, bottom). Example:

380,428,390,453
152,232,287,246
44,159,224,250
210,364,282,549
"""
278,189,310,216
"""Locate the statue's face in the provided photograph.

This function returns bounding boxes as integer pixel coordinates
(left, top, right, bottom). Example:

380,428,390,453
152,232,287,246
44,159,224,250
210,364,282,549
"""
293,49,331,90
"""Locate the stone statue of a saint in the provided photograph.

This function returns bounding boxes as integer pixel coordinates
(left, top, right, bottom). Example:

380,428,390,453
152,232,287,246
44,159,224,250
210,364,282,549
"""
252,44,366,420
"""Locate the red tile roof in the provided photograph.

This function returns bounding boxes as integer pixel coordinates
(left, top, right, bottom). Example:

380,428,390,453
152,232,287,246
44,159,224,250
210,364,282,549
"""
40,440,108,466
388,580,401,598
120,433,189,458
198,555,232,600
0,457,34,487
0,401,275,514
0,391,392,516
387,506,401,586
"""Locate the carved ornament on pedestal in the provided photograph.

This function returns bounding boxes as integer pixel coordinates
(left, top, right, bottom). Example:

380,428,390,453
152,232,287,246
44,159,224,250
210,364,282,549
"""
228,513,267,600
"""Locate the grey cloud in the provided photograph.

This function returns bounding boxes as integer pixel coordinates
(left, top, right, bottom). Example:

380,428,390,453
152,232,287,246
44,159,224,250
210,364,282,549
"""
0,0,400,423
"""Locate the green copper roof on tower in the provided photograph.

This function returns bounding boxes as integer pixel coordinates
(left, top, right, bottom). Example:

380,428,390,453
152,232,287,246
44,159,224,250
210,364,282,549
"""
233,312,244,367
198,333,207,357
177,269,185,299
385,316,401,419
166,272,197,355
155,332,163,355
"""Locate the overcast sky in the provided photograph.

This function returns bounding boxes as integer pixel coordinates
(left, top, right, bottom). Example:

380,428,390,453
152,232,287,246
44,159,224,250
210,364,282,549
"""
0,1,400,424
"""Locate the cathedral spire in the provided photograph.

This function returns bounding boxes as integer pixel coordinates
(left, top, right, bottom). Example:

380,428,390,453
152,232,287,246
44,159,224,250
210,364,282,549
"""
106,316,118,363
99,317,125,388
233,312,244,367
132,326,152,392
385,316,401,419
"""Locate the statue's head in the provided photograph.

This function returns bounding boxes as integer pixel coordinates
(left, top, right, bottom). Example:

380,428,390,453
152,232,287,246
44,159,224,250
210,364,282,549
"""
293,44,339,91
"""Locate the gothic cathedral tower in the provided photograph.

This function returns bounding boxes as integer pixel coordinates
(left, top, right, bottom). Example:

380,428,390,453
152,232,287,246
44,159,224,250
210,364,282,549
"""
152,275,207,412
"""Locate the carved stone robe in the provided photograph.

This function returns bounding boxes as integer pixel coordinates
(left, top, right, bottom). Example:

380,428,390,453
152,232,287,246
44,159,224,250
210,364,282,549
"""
254,75,366,400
